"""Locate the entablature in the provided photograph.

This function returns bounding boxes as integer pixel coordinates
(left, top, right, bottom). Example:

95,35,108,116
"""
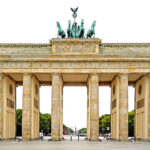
0,41,150,56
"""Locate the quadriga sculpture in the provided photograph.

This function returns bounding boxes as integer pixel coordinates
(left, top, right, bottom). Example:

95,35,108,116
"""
79,19,84,38
67,20,72,38
56,7,96,39
56,22,66,38
86,21,96,38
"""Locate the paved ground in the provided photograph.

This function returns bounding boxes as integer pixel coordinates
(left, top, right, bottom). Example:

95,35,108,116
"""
0,136,150,150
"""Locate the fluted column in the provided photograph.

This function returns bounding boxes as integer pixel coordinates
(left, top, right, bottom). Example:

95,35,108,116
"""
118,73,128,140
134,74,150,140
89,74,99,141
86,81,90,139
51,74,63,141
0,74,3,139
60,82,63,139
111,74,128,141
22,73,32,140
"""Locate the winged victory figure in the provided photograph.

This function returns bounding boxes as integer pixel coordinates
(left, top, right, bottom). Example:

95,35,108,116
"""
70,7,78,19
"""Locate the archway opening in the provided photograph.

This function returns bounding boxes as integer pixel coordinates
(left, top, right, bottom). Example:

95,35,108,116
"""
16,86,52,140
39,86,51,140
16,86,23,138
63,86,87,140
128,86,135,138
99,86,111,139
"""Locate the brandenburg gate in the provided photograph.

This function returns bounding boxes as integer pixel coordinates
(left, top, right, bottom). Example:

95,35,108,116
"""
0,8,150,141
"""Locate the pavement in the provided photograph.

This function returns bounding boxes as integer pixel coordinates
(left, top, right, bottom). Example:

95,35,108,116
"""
0,136,150,150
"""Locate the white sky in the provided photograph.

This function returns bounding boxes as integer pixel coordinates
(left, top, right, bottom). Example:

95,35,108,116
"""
1,0,149,130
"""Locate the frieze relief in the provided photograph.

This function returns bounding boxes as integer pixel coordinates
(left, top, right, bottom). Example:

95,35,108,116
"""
0,61,149,69
53,44,98,54
50,39,100,54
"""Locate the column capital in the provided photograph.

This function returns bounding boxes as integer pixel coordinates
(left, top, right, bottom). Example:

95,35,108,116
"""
88,73,99,79
23,73,32,77
52,73,63,83
118,73,128,80
144,73,150,78
87,73,99,86
52,73,62,77
0,73,4,79
118,73,128,77
89,73,98,76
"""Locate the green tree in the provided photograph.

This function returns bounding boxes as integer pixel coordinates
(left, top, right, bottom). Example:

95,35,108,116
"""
78,128,86,134
63,125,74,134
16,109,135,137
99,111,134,137
40,113,51,135
128,110,134,137
99,114,110,134
16,109,74,136
16,109,22,136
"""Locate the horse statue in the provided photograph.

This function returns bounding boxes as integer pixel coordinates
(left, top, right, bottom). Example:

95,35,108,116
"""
86,21,96,38
67,20,72,38
56,22,66,38
79,19,84,38
71,22,80,38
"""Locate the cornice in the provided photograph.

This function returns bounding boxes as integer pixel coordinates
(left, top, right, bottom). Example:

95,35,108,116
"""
0,43,50,48
101,43,150,48
0,42,150,48
50,38,101,45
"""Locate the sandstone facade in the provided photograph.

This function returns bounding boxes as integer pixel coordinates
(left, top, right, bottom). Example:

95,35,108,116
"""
0,39,150,141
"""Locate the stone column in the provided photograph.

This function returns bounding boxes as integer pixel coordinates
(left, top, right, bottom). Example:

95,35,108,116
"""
22,73,32,140
111,74,128,141
134,84,137,139
111,76,119,140
135,75,150,140
60,82,63,139
0,75,16,139
51,74,63,141
148,76,150,140
86,78,90,140
31,76,40,139
0,74,3,139
118,73,128,141
89,74,99,141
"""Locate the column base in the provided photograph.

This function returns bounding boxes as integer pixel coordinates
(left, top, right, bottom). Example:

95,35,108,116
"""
134,138,150,142
111,138,128,142
0,138,16,141
88,138,100,141
51,137,61,141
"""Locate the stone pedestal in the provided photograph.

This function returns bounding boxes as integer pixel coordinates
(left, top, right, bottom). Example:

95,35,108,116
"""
87,74,99,141
111,74,128,141
135,75,150,140
51,74,63,141
22,74,40,140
